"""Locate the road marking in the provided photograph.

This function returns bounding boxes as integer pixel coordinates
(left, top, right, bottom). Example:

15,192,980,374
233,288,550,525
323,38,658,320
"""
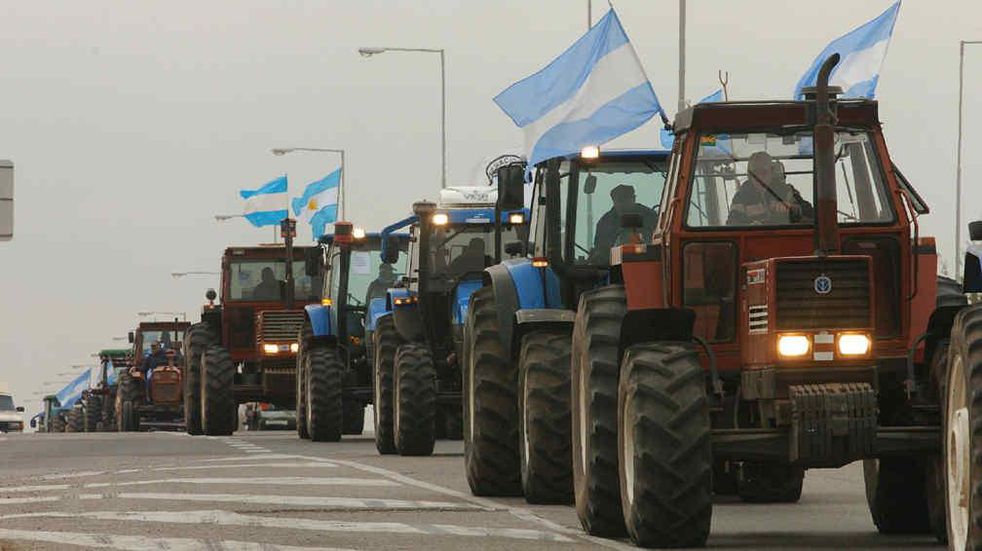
115,468,140,474
0,496,61,505
0,483,70,493
0,527,355,550
38,470,106,480
195,454,303,462
0,509,575,543
152,462,337,472
84,476,398,488
75,492,490,511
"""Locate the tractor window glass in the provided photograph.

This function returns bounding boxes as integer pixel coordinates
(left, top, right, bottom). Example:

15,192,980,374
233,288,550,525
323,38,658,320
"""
229,260,322,301
685,131,893,229
683,242,737,342
427,223,522,280
570,158,666,266
328,243,407,310
137,330,186,355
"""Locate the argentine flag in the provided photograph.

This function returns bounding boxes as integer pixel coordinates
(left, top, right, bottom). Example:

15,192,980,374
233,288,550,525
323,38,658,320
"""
660,89,724,149
55,369,91,408
240,176,289,227
292,168,340,240
494,9,665,174
793,1,901,100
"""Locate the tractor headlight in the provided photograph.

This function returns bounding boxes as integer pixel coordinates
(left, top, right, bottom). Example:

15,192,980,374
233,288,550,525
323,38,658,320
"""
352,227,366,239
290,343,299,354
432,213,449,226
508,213,525,225
580,145,600,159
777,334,810,358
263,344,279,355
837,333,871,356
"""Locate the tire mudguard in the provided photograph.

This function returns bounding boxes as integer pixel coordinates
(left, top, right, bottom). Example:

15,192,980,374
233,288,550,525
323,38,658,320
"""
453,278,484,327
367,297,389,332
484,258,563,353
304,304,334,337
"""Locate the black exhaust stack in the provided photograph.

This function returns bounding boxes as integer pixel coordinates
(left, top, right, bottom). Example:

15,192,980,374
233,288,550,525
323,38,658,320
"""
812,54,840,257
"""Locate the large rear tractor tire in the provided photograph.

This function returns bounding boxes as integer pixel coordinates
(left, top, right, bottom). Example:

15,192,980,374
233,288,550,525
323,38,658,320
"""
51,415,66,433
441,403,463,441
66,406,83,433
307,347,343,442
618,343,713,548
463,286,521,496
518,330,573,504
373,316,402,454
863,458,931,534
200,345,236,436
943,305,982,549
343,399,365,435
83,395,102,433
115,371,141,432
937,275,968,308
572,285,628,536
184,323,213,436
394,343,437,456
739,463,804,503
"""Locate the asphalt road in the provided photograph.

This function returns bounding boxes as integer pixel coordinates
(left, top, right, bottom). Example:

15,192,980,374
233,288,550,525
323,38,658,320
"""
0,426,944,550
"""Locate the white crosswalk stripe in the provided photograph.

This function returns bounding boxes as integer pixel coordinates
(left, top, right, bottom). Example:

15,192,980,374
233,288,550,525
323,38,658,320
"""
0,527,356,550
74,491,491,511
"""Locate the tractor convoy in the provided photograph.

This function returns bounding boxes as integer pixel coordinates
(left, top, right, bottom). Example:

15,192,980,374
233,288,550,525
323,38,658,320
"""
34,55,982,549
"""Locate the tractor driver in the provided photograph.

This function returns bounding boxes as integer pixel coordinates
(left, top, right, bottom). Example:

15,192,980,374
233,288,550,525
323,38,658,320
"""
447,237,489,276
591,184,659,264
727,152,813,225
252,267,281,300
366,263,397,307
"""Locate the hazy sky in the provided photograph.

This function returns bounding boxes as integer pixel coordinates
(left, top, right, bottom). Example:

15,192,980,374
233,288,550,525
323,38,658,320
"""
2,0,981,417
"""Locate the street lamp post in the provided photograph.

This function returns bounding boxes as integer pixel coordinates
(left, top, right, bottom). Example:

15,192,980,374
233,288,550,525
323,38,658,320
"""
957,40,982,276
271,147,346,219
358,46,447,189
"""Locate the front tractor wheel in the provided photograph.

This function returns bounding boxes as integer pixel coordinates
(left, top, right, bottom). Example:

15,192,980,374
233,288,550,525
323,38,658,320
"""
518,330,573,504
295,331,310,440
306,347,343,442
618,343,713,548
83,395,103,433
184,323,213,435
944,305,982,549
393,343,437,456
373,316,403,454
115,370,141,432
200,345,236,436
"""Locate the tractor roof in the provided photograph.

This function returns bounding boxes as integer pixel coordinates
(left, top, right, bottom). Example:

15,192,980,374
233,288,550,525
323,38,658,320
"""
224,245,317,260
98,348,130,357
136,321,191,331
438,186,497,208
672,98,880,134
556,148,671,161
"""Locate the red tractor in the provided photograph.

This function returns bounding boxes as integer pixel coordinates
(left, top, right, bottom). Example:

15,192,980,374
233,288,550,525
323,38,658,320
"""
553,56,972,547
115,320,190,431
185,222,323,436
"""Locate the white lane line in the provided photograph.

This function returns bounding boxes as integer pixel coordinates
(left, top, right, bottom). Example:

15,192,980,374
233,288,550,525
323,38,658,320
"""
38,470,106,480
299,455,625,549
84,476,398,488
152,462,337,472
0,483,70,493
75,492,490,511
0,527,355,550
195,454,301,462
0,496,61,505
115,468,140,474
0,509,574,543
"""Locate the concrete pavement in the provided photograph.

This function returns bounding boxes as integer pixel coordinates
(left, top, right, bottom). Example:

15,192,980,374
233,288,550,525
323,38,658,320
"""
0,430,944,550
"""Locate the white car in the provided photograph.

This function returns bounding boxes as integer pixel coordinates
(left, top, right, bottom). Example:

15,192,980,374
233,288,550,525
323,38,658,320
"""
0,393,24,433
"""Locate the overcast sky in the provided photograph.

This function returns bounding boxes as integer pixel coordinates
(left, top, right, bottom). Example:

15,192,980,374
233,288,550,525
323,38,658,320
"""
2,0,981,416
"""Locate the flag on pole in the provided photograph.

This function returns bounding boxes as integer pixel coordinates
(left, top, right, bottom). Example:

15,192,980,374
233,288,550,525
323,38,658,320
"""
292,168,340,240
240,176,289,227
793,1,901,99
493,9,666,175
55,369,91,408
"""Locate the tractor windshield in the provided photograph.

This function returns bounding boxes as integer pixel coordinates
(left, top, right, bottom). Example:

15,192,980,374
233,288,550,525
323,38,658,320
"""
328,242,408,309
228,260,323,302
137,329,186,355
685,130,894,229
428,223,522,279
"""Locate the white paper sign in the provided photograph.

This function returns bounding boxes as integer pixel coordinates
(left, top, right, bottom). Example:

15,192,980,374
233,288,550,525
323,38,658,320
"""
352,252,372,275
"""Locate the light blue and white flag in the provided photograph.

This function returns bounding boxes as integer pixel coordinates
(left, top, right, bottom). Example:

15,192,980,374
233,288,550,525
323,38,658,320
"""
240,175,289,227
793,1,901,99
55,369,91,408
494,9,666,175
292,168,340,240
660,89,724,149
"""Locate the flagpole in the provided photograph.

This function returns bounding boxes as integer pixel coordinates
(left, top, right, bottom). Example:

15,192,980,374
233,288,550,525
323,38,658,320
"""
956,40,982,277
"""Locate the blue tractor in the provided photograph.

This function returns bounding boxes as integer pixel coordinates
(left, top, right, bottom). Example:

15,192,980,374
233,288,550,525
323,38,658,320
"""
295,222,410,441
462,148,670,511
371,185,529,456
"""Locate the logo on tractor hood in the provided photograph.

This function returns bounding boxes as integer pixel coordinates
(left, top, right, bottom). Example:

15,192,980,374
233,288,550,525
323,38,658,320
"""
814,275,833,295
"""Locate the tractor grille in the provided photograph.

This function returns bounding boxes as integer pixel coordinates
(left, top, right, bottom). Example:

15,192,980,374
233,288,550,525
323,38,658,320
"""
150,368,182,404
775,259,870,330
257,310,305,344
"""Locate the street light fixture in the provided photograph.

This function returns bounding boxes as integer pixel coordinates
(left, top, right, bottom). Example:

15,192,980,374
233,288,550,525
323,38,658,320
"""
270,147,346,218
214,214,243,222
956,39,982,276
138,311,187,321
171,271,220,279
358,46,447,189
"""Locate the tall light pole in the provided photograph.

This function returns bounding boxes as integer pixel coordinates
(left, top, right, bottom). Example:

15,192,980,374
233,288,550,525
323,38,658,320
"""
957,40,982,276
271,147,346,218
678,0,686,112
358,46,447,189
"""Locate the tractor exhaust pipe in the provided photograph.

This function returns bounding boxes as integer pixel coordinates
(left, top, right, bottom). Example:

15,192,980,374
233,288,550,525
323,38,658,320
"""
813,53,840,257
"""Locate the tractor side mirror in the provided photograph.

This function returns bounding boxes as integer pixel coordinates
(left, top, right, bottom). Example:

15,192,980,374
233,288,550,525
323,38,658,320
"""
504,241,526,256
621,213,644,229
969,220,982,241
381,238,400,265
29,418,36,428
304,247,323,277
127,331,135,344
496,163,526,212
584,174,598,195
15,406,24,413
205,288,217,302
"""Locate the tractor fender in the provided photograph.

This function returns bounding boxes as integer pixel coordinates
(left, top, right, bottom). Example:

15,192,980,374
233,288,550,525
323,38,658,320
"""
389,288,425,342
512,308,576,350
304,304,334,338
452,278,485,327
619,307,696,363
367,297,389,332
485,258,563,354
